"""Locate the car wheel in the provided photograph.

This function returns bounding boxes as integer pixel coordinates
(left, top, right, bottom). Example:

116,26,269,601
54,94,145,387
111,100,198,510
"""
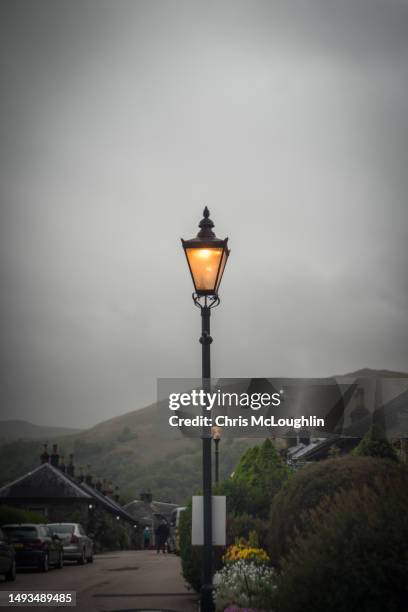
5,560,16,582
77,549,86,565
56,551,64,569
40,553,49,572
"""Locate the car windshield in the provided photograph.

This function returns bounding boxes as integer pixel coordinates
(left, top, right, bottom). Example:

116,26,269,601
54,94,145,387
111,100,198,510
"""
3,527,38,540
48,524,75,534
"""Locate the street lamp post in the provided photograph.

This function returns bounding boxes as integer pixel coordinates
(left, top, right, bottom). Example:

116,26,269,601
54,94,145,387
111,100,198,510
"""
182,207,230,612
211,426,223,485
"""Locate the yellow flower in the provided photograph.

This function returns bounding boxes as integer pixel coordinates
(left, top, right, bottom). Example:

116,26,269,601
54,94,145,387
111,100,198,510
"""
223,543,270,564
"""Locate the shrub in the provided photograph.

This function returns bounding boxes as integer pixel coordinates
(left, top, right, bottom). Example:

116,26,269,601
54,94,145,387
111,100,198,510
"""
178,501,224,592
214,560,276,611
268,455,407,565
179,502,202,592
92,509,132,552
180,440,289,591
353,424,399,462
275,472,408,612
227,513,268,549
0,505,45,525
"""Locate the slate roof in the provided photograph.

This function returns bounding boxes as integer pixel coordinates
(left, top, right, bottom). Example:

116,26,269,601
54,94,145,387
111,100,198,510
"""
0,463,92,500
288,440,328,461
290,436,359,462
152,501,179,517
79,481,137,524
124,499,178,525
0,463,138,526
124,500,153,524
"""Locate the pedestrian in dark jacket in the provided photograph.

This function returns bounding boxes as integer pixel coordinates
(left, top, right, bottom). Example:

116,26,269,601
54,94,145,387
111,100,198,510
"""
155,521,170,554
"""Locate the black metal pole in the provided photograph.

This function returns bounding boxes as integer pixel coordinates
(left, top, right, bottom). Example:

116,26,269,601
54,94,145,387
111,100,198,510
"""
214,438,220,485
200,302,213,612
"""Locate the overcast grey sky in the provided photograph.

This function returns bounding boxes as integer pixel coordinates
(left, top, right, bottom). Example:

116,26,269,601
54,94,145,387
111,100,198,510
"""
0,0,407,427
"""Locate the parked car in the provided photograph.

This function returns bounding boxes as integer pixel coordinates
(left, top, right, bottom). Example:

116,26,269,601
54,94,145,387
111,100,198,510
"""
47,523,93,564
2,524,63,572
0,527,16,581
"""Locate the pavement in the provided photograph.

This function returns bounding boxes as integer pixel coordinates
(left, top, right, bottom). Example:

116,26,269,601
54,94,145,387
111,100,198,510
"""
0,550,198,612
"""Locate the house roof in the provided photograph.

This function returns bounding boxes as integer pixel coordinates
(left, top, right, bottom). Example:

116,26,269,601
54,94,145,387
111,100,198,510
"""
289,438,329,460
286,442,306,458
124,499,178,525
0,463,92,500
290,436,360,462
79,481,137,524
152,501,179,516
124,500,154,524
0,462,138,526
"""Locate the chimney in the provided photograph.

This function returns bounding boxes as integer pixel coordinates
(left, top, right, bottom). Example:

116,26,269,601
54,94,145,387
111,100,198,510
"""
40,443,49,464
66,454,75,477
50,444,59,468
59,456,66,474
95,479,102,492
140,491,153,504
114,486,120,503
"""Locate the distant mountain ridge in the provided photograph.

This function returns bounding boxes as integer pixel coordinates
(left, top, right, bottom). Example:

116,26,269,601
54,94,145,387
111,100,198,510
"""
0,420,82,442
337,368,408,379
0,368,406,504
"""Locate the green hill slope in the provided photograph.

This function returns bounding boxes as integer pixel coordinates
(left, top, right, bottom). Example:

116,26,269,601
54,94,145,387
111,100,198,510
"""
0,369,405,504
0,400,255,504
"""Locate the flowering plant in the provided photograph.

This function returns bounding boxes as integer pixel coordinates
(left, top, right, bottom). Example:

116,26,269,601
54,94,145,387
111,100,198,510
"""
213,559,276,611
223,543,270,564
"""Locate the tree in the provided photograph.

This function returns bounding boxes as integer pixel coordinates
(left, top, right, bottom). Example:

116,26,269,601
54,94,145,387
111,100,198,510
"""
228,438,290,519
353,424,399,462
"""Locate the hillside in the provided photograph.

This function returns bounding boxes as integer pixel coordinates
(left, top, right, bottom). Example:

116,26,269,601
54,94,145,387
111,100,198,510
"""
0,369,405,504
0,420,81,442
0,400,256,504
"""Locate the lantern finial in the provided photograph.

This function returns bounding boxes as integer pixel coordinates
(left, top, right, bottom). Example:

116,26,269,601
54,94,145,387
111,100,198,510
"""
198,206,215,238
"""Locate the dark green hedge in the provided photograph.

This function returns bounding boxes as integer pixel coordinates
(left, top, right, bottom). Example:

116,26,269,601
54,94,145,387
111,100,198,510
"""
0,505,45,526
178,501,225,593
179,502,202,592
268,456,407,566
275,470,408,612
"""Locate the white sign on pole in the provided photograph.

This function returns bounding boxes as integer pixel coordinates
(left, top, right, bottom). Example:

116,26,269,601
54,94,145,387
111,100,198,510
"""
192,495,226,546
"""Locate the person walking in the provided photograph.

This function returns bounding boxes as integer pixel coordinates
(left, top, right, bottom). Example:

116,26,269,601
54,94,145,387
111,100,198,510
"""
143,525,151,549
155,521,170,554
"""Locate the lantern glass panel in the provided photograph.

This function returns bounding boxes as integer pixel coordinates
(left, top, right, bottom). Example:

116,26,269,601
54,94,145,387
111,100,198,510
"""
215,248,228,292
185,247,223,292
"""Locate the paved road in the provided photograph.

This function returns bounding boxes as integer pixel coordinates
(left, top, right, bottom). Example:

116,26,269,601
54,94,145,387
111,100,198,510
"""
0,550,198,612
